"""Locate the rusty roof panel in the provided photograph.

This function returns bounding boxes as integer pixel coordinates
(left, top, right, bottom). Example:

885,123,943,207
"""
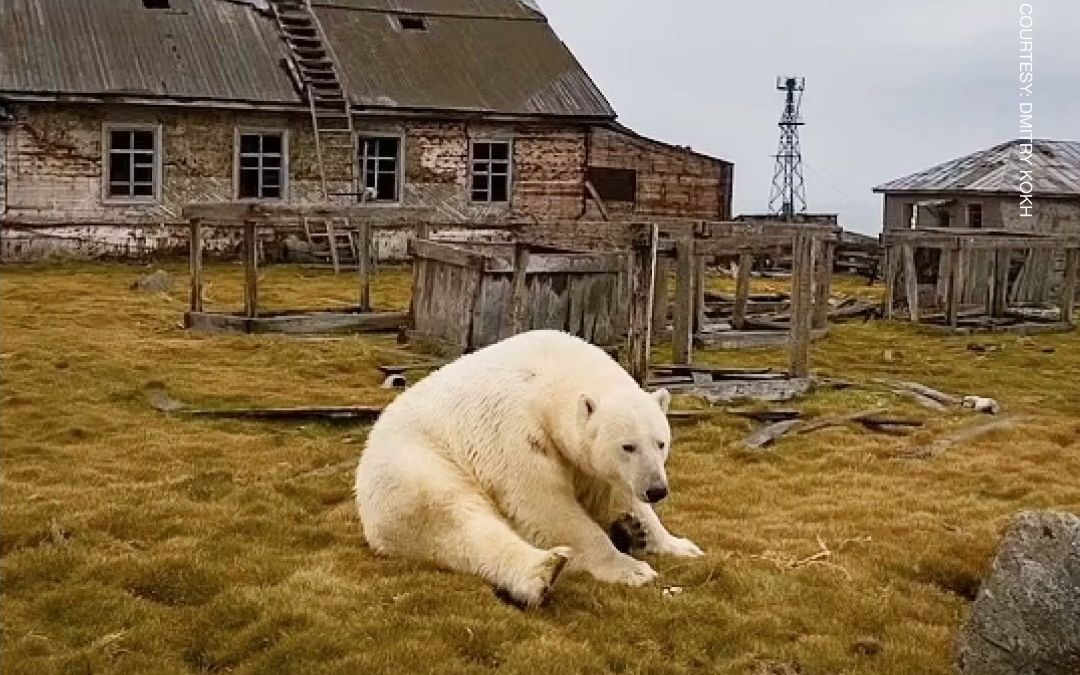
0,0,300,103
315,5,614,117
0,0,613,118
874,139,1080,197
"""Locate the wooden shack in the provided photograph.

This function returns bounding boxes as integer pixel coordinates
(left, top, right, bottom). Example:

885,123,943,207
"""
409,239,628,354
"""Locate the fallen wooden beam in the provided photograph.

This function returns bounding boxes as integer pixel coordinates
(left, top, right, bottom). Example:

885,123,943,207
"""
744,419,802,450
873,379,961,406
176,406,385,422
730,409,803,423
897,417,1023,460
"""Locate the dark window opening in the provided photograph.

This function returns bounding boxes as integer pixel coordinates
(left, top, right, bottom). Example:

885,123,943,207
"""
142,0,170,9
471,141,511,203
396,15,427,31
967,203,983,229
902,202,916,229
587,166,637,203
359,137,401,202
107,128,158,200
237,132,284,200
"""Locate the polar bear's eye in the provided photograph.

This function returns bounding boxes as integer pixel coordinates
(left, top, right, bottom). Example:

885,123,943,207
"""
621,443,637,454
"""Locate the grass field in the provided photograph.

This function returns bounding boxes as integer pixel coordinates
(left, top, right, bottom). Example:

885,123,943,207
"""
2,262,1079,675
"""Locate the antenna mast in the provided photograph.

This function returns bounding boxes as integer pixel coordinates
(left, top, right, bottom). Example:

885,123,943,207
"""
768,76,807,220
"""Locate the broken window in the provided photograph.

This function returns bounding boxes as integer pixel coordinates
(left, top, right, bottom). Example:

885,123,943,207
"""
106,126,159,201
471,140,511,203
237,132,285,200
359,137,401,203
967,203,983,229
395,15,427,31
588,166,637,202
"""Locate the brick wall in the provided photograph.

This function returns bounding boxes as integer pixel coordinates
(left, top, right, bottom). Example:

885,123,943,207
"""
586,126,733,221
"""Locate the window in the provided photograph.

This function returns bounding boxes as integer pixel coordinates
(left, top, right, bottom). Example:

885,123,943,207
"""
359,137,401,203
105,126,159,201
395,15,427,31
967,203,983,229
237,132,286,200
471,140,511,203
587,166,637,202
902,202,916,229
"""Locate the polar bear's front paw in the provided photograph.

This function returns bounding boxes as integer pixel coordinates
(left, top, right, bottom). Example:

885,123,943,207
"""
609,514,647,554
589,553,658,587
651,535,705,558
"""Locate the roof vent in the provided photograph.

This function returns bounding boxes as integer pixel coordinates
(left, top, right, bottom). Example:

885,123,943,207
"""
142,0,170,8
395,15,428,31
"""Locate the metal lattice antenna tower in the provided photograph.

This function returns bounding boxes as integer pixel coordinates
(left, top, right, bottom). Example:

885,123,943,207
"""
768,76,807,220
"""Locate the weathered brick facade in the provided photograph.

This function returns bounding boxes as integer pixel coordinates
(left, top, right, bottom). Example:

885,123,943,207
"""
0,103,731,260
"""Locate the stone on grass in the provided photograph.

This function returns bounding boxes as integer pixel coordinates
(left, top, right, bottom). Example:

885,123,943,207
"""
956,510,1080,675
131,269,173,293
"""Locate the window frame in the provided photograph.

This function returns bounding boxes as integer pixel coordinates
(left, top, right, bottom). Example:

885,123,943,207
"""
356,133,404,205
966,203,983,229
234,128,289,202
469,137,513,205
101,122,163,204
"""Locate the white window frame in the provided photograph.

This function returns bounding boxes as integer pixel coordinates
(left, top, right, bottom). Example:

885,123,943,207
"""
469,137,513,204
101,123,162,204
234,128,289,201
356,133,404,205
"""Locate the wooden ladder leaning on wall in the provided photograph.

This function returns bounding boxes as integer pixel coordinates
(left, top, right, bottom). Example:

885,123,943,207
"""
270,0,358,273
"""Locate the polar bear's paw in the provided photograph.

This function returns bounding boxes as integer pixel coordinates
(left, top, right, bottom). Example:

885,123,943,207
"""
651,535,705,558
609,514,647,554
590,553,658,587
494,546,571,610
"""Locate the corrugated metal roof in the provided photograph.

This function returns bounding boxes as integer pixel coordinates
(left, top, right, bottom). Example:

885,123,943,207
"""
874,139,1080,197
0,0,299,103
0,0,613,118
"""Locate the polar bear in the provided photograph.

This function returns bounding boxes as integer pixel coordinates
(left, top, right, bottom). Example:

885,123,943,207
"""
355,330,703,607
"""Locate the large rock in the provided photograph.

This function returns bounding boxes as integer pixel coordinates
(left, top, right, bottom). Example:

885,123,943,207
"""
956,511,1080,674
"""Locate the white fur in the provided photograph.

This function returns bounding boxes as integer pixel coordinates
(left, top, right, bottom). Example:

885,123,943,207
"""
355,330,702,606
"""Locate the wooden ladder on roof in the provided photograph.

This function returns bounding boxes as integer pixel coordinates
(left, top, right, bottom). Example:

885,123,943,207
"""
270,0,358,273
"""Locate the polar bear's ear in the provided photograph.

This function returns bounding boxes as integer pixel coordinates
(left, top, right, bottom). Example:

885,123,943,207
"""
651,388,672,413
579,394,596,421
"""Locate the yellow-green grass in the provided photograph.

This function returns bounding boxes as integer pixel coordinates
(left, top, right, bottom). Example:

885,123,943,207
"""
2,262,1078,675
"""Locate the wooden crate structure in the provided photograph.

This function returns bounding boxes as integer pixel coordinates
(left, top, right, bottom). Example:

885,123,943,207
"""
409,239,627,354
883,227,1079,334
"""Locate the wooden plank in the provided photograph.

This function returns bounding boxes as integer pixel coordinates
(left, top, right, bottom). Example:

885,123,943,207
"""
409,239,488,270
694,256,706,333
509,245,531,334
812,240,834,330
651,258,670,336
672,239,695,365
185,310,408,335
902,244,919,322
189,218,204,313
243,219,258,319
733,253,753,330
1063,248,1078,324
884,246,899,319
788,233,813,378
628,224,659,384
945,248,962,328
584,180,611,221
990,249,1011,317
485,253,626,275
358,220,372,312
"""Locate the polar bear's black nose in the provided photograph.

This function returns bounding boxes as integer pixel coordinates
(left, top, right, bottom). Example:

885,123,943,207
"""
645,486,668,503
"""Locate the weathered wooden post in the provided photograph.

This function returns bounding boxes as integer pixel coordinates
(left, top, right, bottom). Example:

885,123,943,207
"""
884,245,899,320
946,247,964,328
902,243,919,322
509,244,531,334
991,249,1011,317
789,233,814,378
732,253,753,330
672,238,695,365
1063,248,1078,324
651,258,670,337
812,239,834,330
243,219,258,319
694,257,707,333
358,220,372,312
189,218,204,314
628,224,659,385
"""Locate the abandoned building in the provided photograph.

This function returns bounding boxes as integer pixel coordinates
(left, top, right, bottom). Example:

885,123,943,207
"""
0,0,733,262
874,138,1080,304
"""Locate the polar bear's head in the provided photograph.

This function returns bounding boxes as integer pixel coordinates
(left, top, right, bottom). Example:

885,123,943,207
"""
577,387,673,504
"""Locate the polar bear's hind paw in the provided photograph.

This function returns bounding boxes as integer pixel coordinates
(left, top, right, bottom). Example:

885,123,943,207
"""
494,546,571,610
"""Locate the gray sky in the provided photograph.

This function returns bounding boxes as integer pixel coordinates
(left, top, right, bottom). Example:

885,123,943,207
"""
540,0,1080,234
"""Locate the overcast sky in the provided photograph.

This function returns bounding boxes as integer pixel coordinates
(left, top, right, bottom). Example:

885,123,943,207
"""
540,0,1080,234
